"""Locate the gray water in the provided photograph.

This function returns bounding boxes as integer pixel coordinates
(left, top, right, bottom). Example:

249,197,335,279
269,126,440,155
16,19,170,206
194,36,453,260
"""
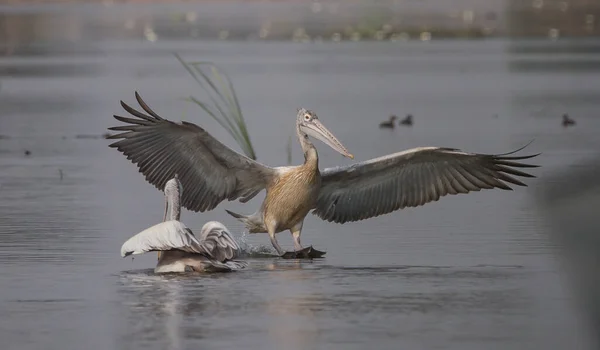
1,35,599,349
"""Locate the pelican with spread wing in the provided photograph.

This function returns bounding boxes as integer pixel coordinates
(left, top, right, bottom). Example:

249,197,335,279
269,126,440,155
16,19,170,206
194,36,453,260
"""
120,175,247,273
109,92,540,259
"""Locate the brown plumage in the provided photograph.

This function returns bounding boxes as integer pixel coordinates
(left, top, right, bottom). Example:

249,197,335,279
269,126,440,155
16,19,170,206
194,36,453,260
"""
263,153,321,233
226,132,350,258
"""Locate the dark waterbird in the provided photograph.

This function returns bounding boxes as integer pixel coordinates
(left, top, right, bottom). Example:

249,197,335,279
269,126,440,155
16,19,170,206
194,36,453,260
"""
400,114,413,126
107,92,541,259
379,115,397,129
562,114,575,127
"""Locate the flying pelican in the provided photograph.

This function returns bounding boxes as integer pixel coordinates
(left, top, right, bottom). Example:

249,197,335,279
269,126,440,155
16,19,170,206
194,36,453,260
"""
120,175,247,273
108,92,540,259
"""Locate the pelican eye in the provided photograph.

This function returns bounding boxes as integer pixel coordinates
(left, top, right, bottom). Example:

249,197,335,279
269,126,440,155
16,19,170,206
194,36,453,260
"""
304,114,311,121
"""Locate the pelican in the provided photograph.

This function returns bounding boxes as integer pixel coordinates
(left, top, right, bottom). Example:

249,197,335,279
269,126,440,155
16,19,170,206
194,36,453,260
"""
108,92,540,259
120,175,247,273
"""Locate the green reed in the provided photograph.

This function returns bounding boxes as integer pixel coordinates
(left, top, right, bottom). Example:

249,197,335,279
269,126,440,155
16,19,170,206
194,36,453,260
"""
175,53,257,160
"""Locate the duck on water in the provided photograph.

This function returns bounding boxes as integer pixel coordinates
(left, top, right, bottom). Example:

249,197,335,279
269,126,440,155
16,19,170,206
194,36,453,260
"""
379,115,398,129
400,114,413,126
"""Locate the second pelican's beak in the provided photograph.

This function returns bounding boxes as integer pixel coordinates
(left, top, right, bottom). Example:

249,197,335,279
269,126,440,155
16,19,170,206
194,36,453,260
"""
302,119,354,159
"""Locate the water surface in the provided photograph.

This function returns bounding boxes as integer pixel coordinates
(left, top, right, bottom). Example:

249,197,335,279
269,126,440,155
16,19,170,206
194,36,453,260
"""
0,29,599,350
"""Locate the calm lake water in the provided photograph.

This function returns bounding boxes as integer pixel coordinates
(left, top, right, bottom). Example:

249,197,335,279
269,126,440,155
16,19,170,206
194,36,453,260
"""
1,26,600,350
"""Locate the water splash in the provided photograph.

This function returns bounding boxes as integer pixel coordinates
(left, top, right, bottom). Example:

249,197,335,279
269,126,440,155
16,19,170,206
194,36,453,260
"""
236,231,277,258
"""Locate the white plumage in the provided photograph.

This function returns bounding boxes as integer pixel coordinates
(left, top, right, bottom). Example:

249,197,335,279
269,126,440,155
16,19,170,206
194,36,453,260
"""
120,176,247,273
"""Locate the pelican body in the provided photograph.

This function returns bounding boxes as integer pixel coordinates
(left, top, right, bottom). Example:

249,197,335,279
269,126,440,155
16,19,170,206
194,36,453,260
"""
120,175,247,273
109,92,540,259
225,119,335,257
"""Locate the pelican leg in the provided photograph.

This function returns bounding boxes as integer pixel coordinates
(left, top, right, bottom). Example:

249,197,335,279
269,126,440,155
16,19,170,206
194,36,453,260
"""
281,224,308,259
267,225,285,256
270,235,285,256
280,223,327,259
291,222,304,251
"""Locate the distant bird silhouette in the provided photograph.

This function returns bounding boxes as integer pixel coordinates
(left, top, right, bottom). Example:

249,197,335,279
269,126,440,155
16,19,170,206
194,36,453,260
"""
400,114,413,126
562,114,575,127
379,115,397,129
24,150,31,156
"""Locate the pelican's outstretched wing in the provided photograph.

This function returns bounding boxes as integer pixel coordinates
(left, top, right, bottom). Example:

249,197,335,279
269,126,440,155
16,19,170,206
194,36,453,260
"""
120,220,207,257
197,221,243,262
107,92,277,212
314,145,540,224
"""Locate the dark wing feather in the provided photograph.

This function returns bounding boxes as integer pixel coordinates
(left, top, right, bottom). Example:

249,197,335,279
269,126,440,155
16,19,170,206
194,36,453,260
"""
108,91,276,212
314,145,540,224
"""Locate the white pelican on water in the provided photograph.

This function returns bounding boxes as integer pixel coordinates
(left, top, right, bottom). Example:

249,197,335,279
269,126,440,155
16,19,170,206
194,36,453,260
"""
120,175,247,273
109,92,540,259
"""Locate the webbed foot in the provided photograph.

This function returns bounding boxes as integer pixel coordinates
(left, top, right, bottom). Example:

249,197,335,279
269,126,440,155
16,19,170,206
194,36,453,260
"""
280,246,326,259
307,246,326,258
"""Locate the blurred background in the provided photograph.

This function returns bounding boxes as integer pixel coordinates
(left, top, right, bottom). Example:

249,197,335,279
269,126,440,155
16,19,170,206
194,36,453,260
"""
1,1,600,349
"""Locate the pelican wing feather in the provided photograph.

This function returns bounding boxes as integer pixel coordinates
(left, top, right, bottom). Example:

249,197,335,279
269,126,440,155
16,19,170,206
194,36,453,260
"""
120,220,207,257
314,145,540,224
198,221,243,261
107,92,276,212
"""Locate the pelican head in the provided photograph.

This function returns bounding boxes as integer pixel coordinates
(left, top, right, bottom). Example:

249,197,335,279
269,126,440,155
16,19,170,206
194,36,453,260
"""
296,108,354,159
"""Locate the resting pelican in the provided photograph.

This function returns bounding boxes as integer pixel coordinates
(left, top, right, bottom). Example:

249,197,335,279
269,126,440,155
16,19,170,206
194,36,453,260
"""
108,92,540,259
120,175,247,273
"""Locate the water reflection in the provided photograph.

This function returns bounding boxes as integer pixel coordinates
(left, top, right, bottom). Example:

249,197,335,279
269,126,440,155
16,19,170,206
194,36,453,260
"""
114,263,538,349
265,263,319,350
537,155,600,349
118,271,186,350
